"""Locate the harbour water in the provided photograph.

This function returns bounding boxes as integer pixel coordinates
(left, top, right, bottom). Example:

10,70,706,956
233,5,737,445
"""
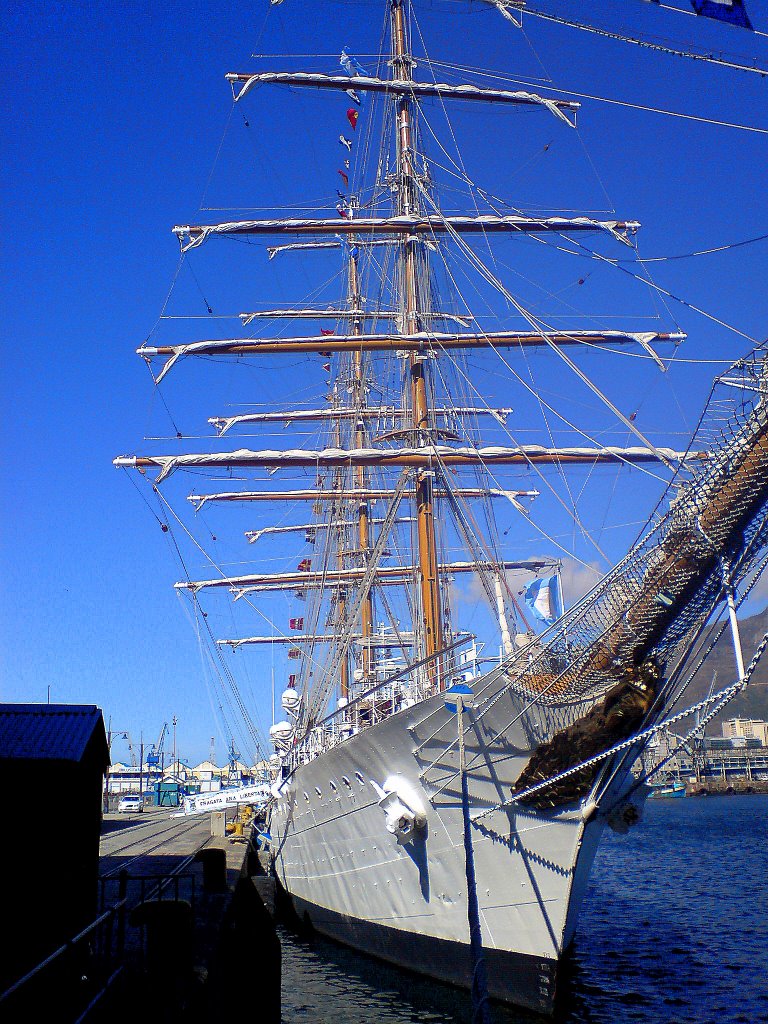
278,795,768,1024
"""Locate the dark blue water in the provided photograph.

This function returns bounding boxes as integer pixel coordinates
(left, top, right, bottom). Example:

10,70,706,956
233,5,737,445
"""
279,795,768,1024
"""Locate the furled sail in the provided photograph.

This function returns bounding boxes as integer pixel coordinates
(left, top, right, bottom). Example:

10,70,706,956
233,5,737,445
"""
115,444,704,483
174,559,557,594
139,330,681,383
224,71,579,125
187,487,539,511
172,214,640,252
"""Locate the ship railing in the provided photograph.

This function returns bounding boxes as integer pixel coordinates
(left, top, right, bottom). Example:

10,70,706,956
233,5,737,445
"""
286,635,473,772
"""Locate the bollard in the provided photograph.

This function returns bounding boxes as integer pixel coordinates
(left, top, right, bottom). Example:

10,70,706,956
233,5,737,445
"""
129,899,193,973
129,900,193,1012
194,848,228,893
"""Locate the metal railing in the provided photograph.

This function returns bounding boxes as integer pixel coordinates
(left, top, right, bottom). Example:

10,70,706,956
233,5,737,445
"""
0,890,129,1020
0,861,198,1021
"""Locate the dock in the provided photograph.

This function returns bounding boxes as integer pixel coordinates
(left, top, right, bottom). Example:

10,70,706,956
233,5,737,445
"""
1,806,279,1023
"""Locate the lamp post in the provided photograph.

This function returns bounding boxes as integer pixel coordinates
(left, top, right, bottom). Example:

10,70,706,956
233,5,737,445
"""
139,733,144,800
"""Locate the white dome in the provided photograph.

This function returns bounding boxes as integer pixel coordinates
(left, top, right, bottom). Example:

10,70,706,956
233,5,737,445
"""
269,720,295,750
281,687,301,713
270,720,294,738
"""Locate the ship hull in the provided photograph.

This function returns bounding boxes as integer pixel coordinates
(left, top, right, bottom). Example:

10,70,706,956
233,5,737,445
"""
270,668,624,1015
287,889,558,1011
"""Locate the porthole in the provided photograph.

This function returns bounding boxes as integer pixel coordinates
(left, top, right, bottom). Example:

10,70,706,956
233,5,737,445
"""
341,776,352,789
303,792,309,802
355,771,365,785
315,786,322,797
329,780,337,792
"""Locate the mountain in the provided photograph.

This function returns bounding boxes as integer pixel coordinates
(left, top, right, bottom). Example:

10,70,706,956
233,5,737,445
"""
682,608,768,732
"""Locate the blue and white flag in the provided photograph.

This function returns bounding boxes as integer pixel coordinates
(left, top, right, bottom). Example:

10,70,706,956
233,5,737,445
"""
340,47,366,77
340,48,367,110
523,574,563,626
691,1,753,29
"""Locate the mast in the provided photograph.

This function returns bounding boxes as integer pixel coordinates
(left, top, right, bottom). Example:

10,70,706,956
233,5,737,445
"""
347,237,375,683
113,5,696,738
331,411,351,701
391,0,444,689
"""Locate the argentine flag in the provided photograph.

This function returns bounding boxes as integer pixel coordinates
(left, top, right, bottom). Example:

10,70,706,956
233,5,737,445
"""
524,574,563,626
691,2,753,30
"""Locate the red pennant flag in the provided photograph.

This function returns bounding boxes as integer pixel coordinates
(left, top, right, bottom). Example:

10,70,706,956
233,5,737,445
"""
297,558,312,572
288,648,302,659
321,328,335,337
337,203,350,219
347,108,359,130
288,674,297,686
289,617,304,630
338,169,349,187
322,362,331,372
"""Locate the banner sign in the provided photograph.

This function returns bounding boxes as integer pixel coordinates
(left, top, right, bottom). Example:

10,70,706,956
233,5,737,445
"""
177,783,271,816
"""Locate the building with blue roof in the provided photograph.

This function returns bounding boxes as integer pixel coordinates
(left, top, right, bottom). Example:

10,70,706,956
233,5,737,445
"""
0,703,109,993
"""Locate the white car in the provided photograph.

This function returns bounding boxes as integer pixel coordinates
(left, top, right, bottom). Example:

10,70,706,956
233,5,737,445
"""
117,795,144,813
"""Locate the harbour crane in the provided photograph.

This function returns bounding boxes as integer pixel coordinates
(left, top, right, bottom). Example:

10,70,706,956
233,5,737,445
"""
147,722,169,768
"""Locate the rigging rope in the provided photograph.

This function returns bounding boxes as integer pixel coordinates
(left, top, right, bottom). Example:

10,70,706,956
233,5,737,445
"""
475,628,768,819
412,168,678,468
426,58,768,135
630,0,768,41
623,232,768,263
567,237,761,344
122,470,268,762
514,4,768,76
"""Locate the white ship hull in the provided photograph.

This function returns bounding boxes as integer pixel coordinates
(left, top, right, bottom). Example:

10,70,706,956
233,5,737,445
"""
270,668,626,1015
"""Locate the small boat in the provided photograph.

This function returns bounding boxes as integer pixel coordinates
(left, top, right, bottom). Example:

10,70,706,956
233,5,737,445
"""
650,780,687,799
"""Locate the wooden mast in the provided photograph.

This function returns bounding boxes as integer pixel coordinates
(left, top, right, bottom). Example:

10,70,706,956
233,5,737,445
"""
331,415,351,701
347,240,375,682
391,0,444,690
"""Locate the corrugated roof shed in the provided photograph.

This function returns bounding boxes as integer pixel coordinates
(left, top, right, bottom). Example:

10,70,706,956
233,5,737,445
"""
0,704,109,764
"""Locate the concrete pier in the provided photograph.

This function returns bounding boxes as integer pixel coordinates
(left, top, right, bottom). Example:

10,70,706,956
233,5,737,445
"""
0,805,279,1022
95,806,280,1021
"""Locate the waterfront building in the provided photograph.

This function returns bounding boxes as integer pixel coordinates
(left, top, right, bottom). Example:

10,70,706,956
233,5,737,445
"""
641,725,768,784
722,717,768,744
106,761,163,794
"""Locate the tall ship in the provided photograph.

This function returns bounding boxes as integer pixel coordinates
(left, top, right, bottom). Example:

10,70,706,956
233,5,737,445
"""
116,1,767,1014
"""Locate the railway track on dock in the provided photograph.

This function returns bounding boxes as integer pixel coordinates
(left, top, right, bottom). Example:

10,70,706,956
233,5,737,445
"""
99,812,210,878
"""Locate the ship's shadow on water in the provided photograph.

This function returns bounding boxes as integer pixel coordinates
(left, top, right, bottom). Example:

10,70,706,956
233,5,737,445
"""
277,919,543,1024
276,797,768,1024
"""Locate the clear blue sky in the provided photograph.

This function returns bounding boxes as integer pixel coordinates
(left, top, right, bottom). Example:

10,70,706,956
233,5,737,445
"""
2,0,766,767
